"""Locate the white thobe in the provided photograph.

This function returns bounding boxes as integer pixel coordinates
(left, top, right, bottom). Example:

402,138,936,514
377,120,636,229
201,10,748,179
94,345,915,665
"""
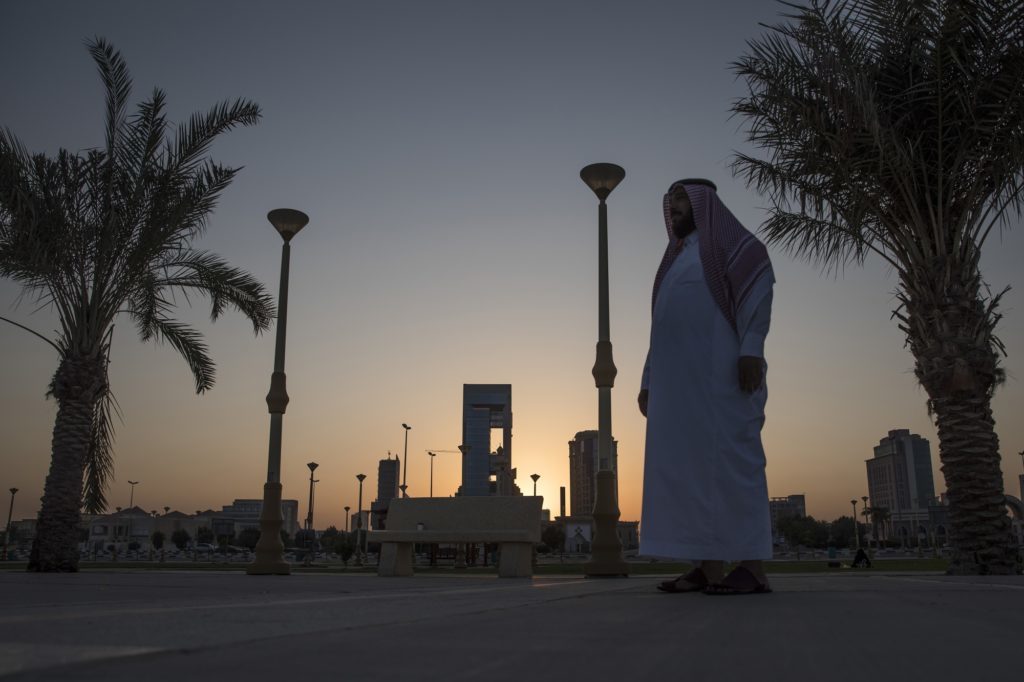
639,231,773,561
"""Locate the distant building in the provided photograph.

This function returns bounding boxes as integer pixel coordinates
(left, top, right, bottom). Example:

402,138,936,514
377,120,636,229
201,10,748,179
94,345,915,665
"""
459,384,521,496
553,516,638,554
769,495,806,543
866,429,936,544
371,455,401,529
218,499,300,538
568,430,618,517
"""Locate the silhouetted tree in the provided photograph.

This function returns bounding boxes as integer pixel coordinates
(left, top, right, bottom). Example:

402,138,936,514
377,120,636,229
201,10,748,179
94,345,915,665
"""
732,0,1024,573
237,528,261,550
0,39,271,572
541,524,566,553
170,529,190,551
150,531,165,550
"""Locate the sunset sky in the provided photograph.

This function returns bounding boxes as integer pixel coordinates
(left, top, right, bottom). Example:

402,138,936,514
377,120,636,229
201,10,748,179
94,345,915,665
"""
2,0,1023,530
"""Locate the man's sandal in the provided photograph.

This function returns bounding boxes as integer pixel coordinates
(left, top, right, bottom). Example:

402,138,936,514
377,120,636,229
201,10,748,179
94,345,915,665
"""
656,567,710,593
702,566,772,595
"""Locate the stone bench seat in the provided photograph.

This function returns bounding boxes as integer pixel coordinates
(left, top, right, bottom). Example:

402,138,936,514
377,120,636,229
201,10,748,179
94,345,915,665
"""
367,496,542,578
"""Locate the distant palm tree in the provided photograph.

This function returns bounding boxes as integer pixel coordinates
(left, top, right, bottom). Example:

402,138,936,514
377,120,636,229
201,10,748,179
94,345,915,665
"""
0,39,274,571
732,1,1024,573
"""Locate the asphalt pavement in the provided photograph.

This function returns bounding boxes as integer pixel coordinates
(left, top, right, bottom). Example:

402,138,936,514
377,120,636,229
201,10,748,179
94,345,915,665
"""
0,569,1021,681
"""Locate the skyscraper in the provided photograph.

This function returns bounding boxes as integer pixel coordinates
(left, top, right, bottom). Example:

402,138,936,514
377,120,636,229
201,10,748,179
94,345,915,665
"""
866,429,936,543
568,430,618,517
459,384,520,496
370,455,400,529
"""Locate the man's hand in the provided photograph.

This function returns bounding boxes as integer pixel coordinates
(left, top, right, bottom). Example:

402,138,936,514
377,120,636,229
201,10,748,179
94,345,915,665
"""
738,356,764,393
638,389,649,417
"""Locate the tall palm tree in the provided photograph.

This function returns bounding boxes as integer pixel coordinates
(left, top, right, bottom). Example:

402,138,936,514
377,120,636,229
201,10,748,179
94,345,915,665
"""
0,39,274,571
732,0,1024,574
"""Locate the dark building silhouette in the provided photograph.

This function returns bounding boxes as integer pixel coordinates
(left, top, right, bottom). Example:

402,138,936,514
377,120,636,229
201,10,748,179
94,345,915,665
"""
568,430,617,517
371,455,400,529
459,384,520,496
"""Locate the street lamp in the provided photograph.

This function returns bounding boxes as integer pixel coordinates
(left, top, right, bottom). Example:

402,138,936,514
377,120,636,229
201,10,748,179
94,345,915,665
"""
579,162,628,577
305,462,319,566
248,208,309,576
4,488,17,561
850,499,860,550
344,506,351,533
401,423,412,497
531,473,540,497
428,452,437,498
127,480,139,556
355,473,366,566
861,495,870,551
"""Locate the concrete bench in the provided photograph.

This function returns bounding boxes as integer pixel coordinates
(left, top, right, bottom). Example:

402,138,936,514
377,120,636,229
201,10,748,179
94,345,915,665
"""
367,496,543,578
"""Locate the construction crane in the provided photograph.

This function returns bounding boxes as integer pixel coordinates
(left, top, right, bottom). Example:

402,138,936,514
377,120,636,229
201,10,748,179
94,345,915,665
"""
423,450,460,497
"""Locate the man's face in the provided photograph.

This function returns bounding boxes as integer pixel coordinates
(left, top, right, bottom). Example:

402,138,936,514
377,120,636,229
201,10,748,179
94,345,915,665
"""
669,185,695,239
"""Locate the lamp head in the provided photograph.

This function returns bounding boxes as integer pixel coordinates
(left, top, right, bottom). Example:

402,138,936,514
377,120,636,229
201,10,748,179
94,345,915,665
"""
268,208,309,242
356,474,366,482
530,474,540,483
851,499,858,505
9,488,17,495
307,462,319,473
402,423,411,430
129,481,139,485
580,163,625,201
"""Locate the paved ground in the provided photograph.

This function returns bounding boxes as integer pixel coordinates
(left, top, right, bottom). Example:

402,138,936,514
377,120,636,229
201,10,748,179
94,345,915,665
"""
0,570,1021,681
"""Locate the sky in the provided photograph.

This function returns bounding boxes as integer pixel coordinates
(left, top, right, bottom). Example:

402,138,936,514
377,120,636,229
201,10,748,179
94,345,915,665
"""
2,0,1023,529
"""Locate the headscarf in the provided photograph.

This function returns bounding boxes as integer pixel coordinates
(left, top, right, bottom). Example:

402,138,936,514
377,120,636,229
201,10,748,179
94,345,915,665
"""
651,180,773,332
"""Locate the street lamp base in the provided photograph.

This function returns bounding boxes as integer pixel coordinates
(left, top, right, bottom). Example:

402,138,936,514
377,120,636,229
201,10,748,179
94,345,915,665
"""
584,471,629,578
246,482,291,576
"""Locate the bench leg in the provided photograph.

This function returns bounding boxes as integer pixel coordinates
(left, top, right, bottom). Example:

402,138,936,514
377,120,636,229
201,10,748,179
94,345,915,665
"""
377,542,413,577
498,542,533,578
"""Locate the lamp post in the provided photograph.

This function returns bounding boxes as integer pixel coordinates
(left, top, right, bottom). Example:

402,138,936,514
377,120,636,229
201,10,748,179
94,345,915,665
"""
305,462,319,566
579,162,628,577
861,495,870,552
401,423,412,497
850,499,860,550
428,452,436,498
344,506,350,533
248,208,309,576
127,480,139,556
531,474,540,497
4,488,17,561
355,473,366,566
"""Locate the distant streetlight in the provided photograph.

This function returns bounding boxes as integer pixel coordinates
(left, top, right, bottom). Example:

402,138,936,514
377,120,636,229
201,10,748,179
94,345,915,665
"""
579,162,628,577
401,423,412,497
531,473,540,497
851,499,860,550
127,480,139,553
248,208,309,576
428,452,437,498
861,495,870,550
305,462,319,566
355,474,367,566
344,505,351,533
4,488,17,561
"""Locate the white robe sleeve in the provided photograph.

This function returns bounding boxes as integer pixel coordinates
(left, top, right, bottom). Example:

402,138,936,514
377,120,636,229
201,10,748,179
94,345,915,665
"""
736,269,774,359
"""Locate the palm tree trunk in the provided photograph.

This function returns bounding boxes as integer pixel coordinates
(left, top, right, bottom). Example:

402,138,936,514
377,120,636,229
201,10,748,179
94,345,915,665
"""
27,353,106,572
903,268,1017,575
931,394,1015,574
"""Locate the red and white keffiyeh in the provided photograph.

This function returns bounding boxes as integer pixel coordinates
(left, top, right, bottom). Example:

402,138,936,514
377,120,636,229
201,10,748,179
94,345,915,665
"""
651,180,773,332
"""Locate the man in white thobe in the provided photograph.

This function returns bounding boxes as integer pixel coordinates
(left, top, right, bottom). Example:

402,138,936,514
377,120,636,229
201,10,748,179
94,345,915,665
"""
639,179,774,595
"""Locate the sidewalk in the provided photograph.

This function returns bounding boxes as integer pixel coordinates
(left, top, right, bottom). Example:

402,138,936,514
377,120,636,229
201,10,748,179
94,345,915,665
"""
0,570,1020,681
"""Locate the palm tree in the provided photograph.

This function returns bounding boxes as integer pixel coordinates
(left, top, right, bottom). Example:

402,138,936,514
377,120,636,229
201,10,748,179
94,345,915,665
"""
0,39,274,571
732,1,1024,574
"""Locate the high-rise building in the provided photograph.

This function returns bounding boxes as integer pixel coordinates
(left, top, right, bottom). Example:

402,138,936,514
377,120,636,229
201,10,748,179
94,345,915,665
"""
371,455,400,529
866,429,936,543
459,384,520,496
568,430,618,517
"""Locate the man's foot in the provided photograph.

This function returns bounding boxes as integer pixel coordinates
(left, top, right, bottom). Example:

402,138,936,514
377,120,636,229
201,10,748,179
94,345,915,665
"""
657,567,710,593
703,565,772,595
